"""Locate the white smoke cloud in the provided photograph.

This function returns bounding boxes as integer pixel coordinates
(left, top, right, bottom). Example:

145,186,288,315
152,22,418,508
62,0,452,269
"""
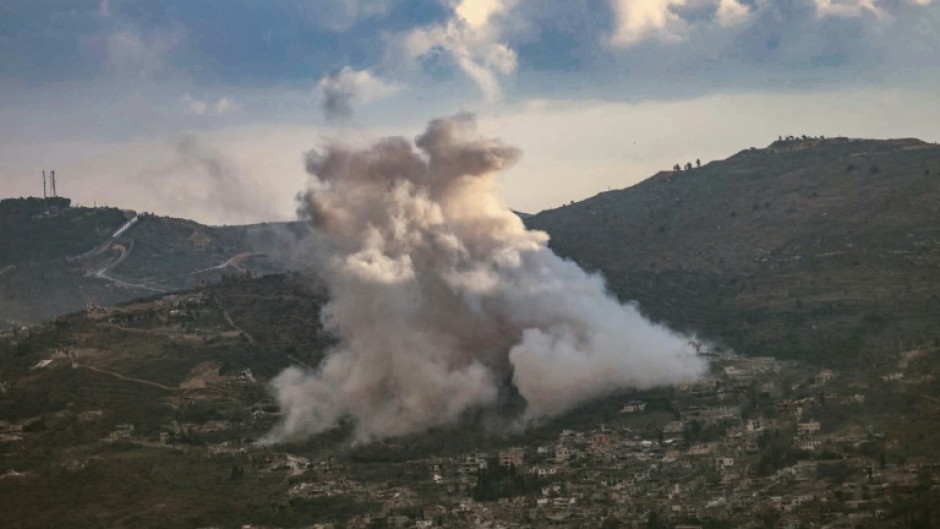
264,113,705,443
315,67,402,122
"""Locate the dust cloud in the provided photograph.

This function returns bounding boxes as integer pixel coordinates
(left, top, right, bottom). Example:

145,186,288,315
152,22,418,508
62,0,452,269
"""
265,113,705,443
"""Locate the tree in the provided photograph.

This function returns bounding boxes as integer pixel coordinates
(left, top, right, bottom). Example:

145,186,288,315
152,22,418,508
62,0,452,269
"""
647,511,665,529
696,158,701,167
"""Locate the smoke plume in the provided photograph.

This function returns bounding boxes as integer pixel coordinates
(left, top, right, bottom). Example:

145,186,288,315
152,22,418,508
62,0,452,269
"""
265,113,705,443
315,67,401,122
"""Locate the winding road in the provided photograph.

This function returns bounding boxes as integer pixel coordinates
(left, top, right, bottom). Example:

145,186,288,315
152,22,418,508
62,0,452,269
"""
73,213,260,293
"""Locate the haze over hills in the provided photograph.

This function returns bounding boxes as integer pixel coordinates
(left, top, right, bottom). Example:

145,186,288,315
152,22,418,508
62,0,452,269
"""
4,136,940,372
527,136,940,367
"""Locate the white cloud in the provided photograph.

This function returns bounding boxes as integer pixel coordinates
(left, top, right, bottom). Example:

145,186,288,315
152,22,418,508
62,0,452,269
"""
813,0,883,18
606,0,933,46
213,97,238,115
182,95,242,116
610,0,690,45
716,0,751,26
608,0,755,45
403,10,517,102
455,0,513,29
103,30,183,80
296,0,395,31
811,0,932,17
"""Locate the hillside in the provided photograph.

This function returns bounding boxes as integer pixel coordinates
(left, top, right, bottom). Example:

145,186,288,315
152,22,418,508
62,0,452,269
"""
2,265,938,528
0,198,303,330
527,137,940,366
3,139,940,527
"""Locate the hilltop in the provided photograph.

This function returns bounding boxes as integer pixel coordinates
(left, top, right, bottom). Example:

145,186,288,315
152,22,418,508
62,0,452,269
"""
526,137,940,366
0,197,309,330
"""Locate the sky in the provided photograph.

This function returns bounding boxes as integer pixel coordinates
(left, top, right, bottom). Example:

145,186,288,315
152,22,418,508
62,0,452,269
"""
1,0,939,224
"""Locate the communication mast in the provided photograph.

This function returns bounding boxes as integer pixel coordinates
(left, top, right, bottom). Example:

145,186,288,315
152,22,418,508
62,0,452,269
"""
42,170,47,199
50,170,57,198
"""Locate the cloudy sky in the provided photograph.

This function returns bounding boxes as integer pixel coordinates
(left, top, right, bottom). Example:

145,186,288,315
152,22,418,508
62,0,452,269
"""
1,0,939,224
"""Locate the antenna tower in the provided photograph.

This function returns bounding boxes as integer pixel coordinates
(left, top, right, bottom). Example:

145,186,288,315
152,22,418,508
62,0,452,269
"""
50,170,57,198
42,170,47,199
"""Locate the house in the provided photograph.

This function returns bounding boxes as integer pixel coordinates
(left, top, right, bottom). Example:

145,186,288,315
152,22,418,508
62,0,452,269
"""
621,401,647,413
531,466,558,478
797,421,821,435
841,394,866,404
386,515,410,528
745,419,764,433
715,457,735,469
555,446,574,463
499,448,524,468
590,432,612,451
815,370,834,385
775,400,803,417
688,443,718,456
799,439,821,451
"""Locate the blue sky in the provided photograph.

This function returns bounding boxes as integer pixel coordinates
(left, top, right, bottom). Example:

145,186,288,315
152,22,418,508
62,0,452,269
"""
2,0,939,223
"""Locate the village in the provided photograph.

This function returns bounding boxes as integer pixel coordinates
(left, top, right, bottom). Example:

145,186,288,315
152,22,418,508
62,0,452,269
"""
197,349,938,528
236,349,938,529
2,295,938,529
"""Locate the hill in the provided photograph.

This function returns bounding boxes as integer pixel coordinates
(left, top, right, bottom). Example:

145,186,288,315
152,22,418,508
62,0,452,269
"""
0,198,308,330
3,140,940,527
526,137,940,366
2,264,938,528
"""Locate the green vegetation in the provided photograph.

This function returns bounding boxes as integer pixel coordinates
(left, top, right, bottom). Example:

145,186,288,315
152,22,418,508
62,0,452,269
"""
0,197,125,266
528,138,940,367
